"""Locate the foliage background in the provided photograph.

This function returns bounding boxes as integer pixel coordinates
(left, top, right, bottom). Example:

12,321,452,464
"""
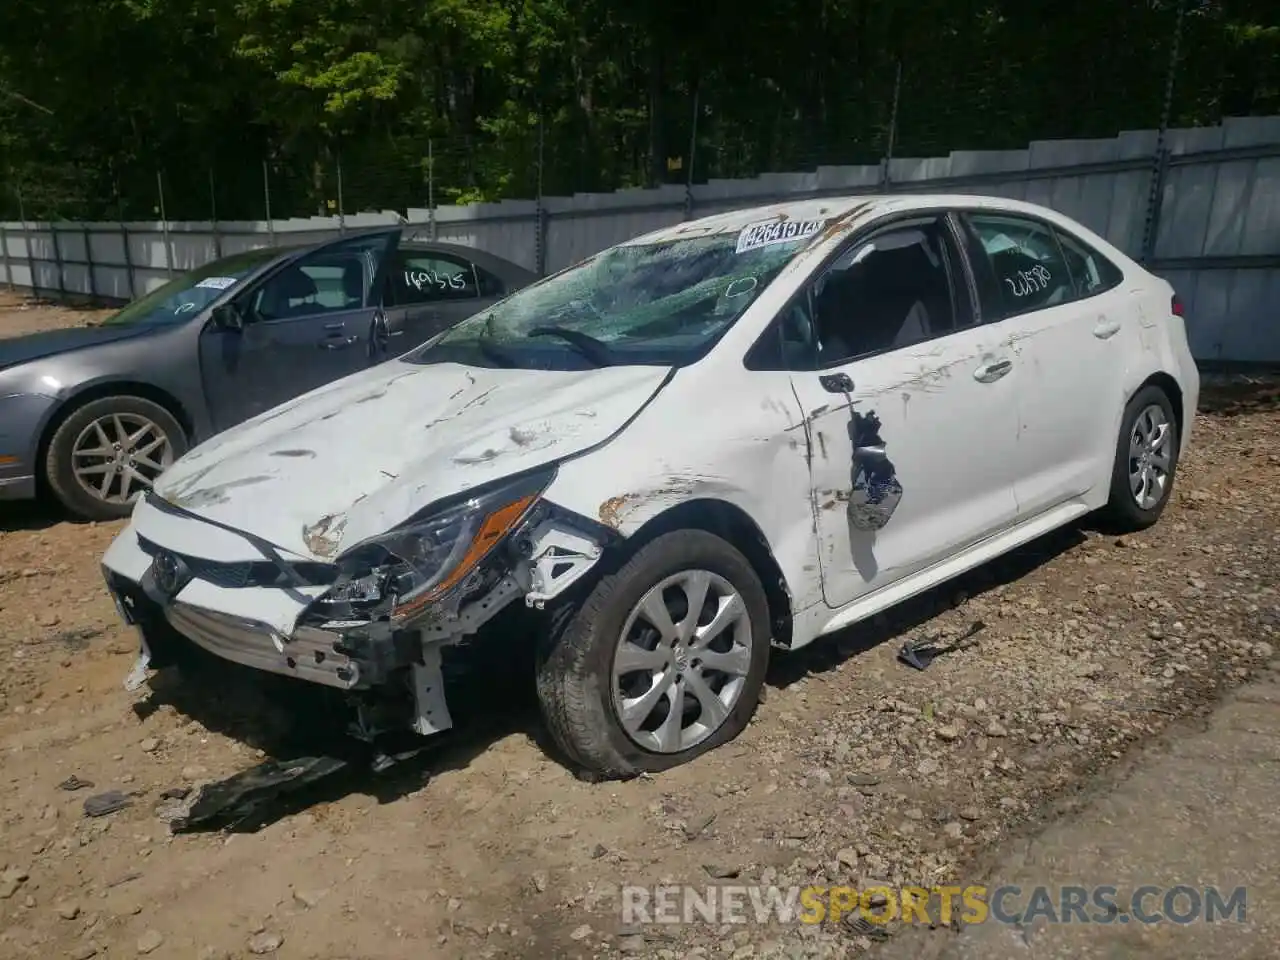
0,0,1276,220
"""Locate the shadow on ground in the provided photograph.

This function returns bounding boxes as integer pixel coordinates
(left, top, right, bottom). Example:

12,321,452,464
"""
767,522,1088,688
0,498,75,533
1198,374,1280,416
129,605,566,833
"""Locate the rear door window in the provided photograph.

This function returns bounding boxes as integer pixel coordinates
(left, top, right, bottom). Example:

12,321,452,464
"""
389,251,492,305
964,214,1075,317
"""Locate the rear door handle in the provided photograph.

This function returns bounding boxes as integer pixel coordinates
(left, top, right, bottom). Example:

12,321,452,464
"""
1093,318,1121,339
973,359,1013,383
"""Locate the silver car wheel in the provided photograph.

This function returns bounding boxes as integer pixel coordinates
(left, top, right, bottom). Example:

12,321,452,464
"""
1128,403,1174,510
71,412,175,505
611,569,754,754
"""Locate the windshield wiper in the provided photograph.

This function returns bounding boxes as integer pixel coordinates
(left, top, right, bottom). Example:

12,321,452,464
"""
527,325,613,367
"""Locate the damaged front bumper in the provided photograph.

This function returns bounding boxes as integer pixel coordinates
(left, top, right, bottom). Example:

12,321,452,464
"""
102,484,614,742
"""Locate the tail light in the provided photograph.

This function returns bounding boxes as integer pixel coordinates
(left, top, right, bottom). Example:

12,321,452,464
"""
1171,294,1185,317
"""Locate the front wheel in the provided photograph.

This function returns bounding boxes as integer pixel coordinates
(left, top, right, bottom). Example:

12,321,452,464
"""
535,529,772,778
1099,384,1180,531
45,395,187,521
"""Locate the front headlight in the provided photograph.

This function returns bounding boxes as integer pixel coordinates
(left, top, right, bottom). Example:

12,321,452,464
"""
324,469,554,623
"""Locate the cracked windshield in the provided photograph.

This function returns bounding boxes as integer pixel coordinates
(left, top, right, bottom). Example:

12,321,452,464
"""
412,231,809,367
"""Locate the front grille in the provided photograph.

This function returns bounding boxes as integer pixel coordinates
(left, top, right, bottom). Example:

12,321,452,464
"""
137,535,337,589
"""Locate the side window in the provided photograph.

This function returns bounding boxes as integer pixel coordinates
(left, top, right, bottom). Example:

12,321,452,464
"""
804,218,967,367
245,233,395,322
965,214,1074,316
390,252,480,305
1054,227,1125,298
250,252,367,321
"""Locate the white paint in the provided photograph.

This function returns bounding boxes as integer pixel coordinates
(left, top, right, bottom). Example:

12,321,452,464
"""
144,360,670,561
195,276,238,290
734,218,826,254
101,191,1200,670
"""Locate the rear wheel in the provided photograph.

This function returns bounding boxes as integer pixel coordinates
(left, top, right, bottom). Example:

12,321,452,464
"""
1099,384,1179,531
45,396,187,521
535,530,771,778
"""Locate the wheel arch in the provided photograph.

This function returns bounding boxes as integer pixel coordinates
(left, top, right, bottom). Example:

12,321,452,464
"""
1132,370,1185,443
35,380,195,488
611,497,796,649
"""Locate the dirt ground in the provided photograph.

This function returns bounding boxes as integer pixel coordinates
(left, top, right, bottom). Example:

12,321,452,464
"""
1,294,1278,960
0,291,115,338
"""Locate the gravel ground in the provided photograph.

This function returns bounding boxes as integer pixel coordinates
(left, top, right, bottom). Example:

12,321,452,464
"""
1,297,1278,959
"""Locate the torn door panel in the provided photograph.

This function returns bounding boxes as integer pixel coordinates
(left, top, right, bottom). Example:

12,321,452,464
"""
847,409,904,531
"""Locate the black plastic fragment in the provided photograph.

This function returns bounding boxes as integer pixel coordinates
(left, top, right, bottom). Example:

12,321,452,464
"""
170,756,349,833
897,621,986,671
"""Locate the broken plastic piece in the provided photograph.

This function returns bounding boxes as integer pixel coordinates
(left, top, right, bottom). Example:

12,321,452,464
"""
170,756,349,832
897,621,986,671
83,790,133,817
58,775,94,792
123,645,153,692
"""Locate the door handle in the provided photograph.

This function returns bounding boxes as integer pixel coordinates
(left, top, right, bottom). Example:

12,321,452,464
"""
319,335,358,350
1093,318,1121,339
973,359,1013,383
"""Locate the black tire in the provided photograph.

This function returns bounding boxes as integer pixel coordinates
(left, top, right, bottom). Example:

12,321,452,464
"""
45,395,188,521
535,529,772,779
1099,384,1180,532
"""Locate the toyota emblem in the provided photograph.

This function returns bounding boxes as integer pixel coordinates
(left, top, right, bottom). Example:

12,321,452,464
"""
152,550,188,597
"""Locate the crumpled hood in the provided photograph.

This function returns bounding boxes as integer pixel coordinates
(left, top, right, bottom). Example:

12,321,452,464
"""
153,359,672,560
0,324,151,372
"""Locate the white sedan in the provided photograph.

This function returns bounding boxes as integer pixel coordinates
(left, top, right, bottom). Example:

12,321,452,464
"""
100,194,1199,778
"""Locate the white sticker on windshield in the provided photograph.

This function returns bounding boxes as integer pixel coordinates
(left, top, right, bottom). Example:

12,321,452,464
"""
735,218,826,254
195,276,238,291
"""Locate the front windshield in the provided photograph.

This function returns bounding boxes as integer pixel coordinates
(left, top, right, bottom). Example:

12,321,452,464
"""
101,248,279,327
407,224,817,368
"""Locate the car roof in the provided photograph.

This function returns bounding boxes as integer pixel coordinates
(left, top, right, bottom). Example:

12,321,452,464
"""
624,193,1078,248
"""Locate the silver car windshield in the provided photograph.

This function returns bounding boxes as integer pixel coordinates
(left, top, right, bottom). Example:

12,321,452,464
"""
409,230,812,368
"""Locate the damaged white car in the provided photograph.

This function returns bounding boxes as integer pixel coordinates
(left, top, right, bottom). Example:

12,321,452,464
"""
102,194,1199,778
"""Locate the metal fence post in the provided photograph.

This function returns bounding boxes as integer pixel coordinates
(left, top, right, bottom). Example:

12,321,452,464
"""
683,88,700,221
1141,0,1186,264
427,139,437,241
49,220,67,298
534,120,546,276
82,222,97,299
156,170,174,278
17,187,38,298
336,152,346,235
0,222,12,290
120,220,136,301
880,59,903,191
262,159,275,246
116,186,136,301
209,168,222,260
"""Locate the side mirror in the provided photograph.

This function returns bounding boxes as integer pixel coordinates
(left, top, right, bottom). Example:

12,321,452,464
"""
211,303,244,331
